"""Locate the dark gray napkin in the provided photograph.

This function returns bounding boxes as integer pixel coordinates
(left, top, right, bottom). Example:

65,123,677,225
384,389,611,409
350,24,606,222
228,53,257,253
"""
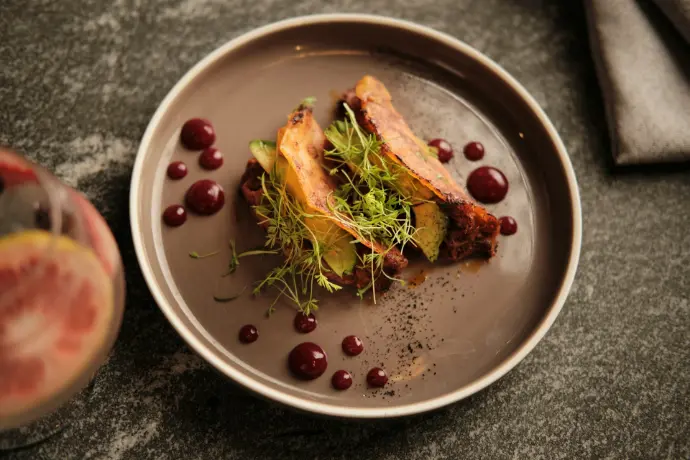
585,0,690,165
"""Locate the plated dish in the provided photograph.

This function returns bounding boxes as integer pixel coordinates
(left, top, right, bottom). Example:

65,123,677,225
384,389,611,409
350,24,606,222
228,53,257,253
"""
131,14,581,418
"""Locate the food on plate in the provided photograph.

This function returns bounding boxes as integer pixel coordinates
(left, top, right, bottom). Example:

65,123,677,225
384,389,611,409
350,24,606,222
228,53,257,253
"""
240,101,408,313
340,75,500,261
238,76,501,314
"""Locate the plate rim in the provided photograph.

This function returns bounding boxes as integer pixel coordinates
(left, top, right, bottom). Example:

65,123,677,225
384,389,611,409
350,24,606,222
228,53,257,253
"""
130,13,583,419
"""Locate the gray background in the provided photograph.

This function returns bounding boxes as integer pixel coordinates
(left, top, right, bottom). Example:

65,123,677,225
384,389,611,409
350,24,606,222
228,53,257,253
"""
1,0,689,458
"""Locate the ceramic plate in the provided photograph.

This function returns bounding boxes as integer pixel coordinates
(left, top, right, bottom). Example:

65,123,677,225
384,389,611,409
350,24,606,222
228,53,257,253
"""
131,14,581,418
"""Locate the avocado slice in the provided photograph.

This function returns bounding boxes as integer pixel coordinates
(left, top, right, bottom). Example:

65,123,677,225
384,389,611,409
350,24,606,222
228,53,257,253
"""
249,140,357,277
412,201,448,262
248,140,277,172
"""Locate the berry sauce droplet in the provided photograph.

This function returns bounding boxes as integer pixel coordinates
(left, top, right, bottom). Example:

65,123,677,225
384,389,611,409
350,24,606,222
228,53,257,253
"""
366,367,388,387
466,166,509,204
167,161,188,180
463,141,485,161
239,324,258,344
180,118,215,150
331,370,353,390
428,138,453,163
185,179,225,215
341,335,364,356
199,147,223,170
288,342,328,380
499,216,518,235
294,312,317,333
162,205,187,227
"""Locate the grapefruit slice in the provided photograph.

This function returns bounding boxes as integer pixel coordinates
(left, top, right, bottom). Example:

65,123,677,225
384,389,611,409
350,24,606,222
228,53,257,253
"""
0,230,114,421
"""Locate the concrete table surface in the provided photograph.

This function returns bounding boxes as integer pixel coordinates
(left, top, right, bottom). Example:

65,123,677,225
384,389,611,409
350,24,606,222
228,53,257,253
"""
1,0,688,458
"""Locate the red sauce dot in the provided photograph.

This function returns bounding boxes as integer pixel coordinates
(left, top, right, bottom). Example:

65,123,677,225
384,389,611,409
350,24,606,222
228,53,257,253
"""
162,205,186,227
499,216,518,235
199,147,223,170
167,161,188,180
341,335,364,356
331,370,353,390
463,141,485,161
366,367,388,387
428,138,453,163
466,166,509,204
288,342,328,380
294,312,317,333
239,324,258,343
180,118,215,150
185,179,225,215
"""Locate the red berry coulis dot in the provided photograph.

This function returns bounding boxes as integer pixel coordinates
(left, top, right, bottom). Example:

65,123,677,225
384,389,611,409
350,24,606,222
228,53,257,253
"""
167,161,188,180
341,335,364,356
366,367,388,387
428,138,453,163
239,325,258,343
180,118,215,150
162,205,186,227
331,370,353,390
463,141,485,161
199,147,223,170
288,342,328,380
499,216,518,235
294,312,317,333
185,179,225,215
466,166,509,204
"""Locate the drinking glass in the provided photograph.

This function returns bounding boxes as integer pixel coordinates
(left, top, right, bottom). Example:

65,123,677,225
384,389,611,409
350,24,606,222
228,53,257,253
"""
0,148,125,449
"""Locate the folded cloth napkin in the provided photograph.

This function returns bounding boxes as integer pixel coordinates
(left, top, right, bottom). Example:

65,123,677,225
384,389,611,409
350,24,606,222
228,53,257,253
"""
585,0,690,165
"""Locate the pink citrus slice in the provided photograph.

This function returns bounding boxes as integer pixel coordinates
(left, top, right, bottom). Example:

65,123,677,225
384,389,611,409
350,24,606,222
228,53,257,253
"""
0,230,114,420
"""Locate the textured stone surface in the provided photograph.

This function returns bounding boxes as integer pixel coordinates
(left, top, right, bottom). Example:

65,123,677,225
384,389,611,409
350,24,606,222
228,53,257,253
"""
1,0,689,458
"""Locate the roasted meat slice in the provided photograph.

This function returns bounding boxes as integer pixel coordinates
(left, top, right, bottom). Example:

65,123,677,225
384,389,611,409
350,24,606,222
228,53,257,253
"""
345,75,500,260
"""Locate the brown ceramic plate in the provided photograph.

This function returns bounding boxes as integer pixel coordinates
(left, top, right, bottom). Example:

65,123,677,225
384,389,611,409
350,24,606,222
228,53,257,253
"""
131,14,581,418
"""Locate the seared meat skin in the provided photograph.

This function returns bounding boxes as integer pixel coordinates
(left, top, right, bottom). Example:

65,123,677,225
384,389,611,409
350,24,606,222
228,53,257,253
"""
238,158,407,290
342,76,500,261
440,201,498,260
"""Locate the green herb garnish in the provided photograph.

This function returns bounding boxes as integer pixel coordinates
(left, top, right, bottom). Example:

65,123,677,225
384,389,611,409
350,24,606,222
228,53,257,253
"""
213,286,247,303
252,171,342,315
223,240,279,277
324,103,418,301
189,250,219,259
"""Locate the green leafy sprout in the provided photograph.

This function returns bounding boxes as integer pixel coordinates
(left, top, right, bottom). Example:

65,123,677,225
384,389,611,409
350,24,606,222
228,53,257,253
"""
252,170,344,316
